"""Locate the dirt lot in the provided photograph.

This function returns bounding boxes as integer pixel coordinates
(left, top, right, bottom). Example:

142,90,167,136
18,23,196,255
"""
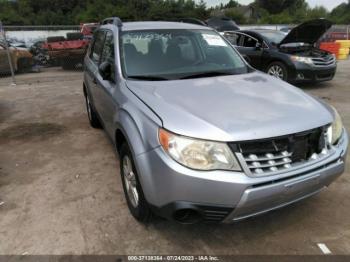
0,63,349,255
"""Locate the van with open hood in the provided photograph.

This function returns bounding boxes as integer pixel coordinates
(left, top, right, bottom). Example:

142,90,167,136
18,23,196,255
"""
224,19,336,83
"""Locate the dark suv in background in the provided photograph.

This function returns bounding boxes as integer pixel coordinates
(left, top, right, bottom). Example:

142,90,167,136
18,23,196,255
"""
224,19,337,84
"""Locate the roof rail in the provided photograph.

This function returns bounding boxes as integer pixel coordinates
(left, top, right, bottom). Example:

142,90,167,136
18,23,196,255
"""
101,17,123,27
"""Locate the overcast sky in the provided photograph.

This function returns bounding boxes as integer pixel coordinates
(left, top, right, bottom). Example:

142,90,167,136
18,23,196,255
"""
203,0,347,10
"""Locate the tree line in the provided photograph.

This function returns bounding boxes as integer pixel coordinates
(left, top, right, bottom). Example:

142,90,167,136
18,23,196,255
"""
0,0,349,25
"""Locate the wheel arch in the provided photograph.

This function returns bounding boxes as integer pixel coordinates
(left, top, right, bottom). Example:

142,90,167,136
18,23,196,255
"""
83,82,87,96
114,109,154,157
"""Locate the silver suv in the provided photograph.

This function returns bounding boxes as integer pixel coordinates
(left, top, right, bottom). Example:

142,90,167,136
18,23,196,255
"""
83,17,348,224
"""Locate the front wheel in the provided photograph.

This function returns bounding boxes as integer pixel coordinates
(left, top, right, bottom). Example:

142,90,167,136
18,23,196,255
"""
84,92,101,128
266,62,288,81
120,143,151,223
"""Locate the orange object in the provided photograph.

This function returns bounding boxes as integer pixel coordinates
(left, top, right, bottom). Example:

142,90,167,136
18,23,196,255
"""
159,128,171,151
319,42,340,56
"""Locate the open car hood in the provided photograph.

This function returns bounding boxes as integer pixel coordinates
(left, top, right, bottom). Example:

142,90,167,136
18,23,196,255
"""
279,18,332,46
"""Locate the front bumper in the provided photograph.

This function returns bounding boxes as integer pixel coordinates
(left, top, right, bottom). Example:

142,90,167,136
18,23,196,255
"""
290,62,337,83
135,130,348,223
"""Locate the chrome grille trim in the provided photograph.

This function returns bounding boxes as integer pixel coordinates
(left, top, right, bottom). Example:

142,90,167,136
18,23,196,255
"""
238,148,333,177
245,151,292,162
243,151,293,174
312,56,336,67
230,127,331,177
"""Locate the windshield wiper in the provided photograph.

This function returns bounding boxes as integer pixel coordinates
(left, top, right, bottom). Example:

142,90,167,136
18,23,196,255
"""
180,71,233,79
127,75,169,81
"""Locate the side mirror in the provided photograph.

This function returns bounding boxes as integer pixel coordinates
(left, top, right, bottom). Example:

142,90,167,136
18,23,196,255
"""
98,61,113,81
255,42,262,50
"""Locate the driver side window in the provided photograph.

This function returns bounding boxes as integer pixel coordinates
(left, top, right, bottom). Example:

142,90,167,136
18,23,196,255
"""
100,30,115,82
90,30,106,64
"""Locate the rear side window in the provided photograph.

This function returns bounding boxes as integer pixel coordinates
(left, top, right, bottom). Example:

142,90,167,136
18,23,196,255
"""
242,35,258,48
90,30,106,64
224,33,242,46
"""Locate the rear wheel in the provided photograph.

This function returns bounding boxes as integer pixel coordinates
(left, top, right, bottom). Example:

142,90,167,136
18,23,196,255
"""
61,58,75,70
17,58,32,73
84,91,101,128
120,143,151,223
267,62,288,81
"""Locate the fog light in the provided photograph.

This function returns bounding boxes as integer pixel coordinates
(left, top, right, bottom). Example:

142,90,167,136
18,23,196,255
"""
297,73,305,80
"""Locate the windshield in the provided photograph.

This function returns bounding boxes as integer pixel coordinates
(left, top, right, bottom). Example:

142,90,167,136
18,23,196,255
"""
120,29,249,80
258,31,286,44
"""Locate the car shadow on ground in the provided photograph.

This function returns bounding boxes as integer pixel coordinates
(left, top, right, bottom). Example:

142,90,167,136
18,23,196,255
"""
295,81,331,90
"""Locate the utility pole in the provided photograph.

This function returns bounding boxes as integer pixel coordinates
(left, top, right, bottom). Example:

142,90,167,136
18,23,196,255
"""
0,21,16,86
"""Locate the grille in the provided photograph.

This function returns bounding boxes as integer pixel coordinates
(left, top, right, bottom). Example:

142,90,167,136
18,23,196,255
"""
312,56,335,67
230,127,329,176
202,207,233,222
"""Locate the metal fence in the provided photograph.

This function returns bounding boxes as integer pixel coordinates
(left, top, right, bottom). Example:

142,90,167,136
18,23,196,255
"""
0,24,349,86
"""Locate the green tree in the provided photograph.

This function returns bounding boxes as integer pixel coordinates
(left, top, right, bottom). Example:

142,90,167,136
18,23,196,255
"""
329,2,350,24
224,9,247,24
307,6,328,20
225,0,239,8
255,0,307,15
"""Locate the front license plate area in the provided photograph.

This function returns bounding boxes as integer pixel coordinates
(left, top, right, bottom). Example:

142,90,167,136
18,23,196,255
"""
284,174,320,196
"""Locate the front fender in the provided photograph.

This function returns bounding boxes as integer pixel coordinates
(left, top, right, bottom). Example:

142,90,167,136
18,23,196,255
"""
116,100,162,157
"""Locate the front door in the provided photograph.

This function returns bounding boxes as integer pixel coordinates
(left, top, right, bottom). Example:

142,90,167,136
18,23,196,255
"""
94,30,117,137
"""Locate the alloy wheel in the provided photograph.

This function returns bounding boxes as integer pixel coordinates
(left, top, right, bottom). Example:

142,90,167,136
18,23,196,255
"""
122,155,139,208
86,95,92,121
268,65,284,79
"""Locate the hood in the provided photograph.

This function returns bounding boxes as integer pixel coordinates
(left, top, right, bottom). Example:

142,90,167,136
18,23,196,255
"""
126,72,333,142
279,18,332,46
9,46,32,57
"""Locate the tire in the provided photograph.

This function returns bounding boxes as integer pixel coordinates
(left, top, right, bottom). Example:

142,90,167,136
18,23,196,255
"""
17,58,32,73
84,91,102,128
66,32,84,41
47,36,65,43
61,59,75,70
266,62,288,81
120,143,151,223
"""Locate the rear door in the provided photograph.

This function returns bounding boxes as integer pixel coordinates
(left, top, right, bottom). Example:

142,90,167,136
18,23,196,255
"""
224,32,254,65
226,32,263,69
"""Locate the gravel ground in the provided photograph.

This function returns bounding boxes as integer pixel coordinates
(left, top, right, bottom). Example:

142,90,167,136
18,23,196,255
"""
0,63,349,255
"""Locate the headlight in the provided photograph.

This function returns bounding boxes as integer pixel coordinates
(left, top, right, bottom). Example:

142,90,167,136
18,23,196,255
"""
290,55,313,65
327,106,343,145
159,128,241,171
